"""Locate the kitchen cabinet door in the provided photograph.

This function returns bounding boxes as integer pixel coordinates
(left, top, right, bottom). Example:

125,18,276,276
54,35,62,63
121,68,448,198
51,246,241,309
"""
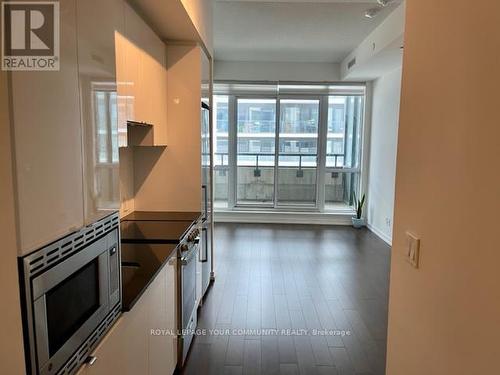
148,262,177,375
10,0,84,255
123,37,140,125
123,2,167,146
78,294,150,375
78,263,177,375
76,0,124,225
115,29,142,145
196,247,203,305
115,32,129,148
123,2,145,126
143,45,168,146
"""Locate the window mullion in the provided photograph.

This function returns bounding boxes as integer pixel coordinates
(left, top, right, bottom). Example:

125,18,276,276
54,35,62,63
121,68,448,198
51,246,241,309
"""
317,96,328,212
273,96,280,208
228,95,237,209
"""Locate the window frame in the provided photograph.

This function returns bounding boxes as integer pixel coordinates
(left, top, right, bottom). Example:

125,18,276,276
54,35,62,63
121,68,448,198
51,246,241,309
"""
275,95,322,210
213,82,369,214
234,95,277,209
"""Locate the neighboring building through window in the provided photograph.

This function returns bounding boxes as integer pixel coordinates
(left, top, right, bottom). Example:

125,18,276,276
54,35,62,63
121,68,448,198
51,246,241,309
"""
213,84,365,212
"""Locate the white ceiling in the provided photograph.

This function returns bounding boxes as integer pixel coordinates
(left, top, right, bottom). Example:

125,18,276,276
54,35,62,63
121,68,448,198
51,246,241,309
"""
214,0,398,63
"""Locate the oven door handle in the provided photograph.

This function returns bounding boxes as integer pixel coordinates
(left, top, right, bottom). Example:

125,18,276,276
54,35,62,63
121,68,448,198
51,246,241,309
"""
199,227,208,263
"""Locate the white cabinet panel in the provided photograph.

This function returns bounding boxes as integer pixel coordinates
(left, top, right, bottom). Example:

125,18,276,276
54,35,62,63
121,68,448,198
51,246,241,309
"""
78,292,150,375
196,249,203,305
76,0,124,225
148,262,177,375
117,2,167,146
11,0,84,255
77,262,177,375
115,31,129,148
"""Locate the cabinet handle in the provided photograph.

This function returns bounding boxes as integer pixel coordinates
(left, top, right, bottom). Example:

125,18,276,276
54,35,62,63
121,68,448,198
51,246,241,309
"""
85,356,98,366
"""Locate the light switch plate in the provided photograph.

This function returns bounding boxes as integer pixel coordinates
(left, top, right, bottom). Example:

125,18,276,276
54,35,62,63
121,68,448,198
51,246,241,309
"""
405,232,420,268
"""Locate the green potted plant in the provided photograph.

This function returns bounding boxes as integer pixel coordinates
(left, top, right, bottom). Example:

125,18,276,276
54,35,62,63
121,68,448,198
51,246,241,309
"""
352,191,366,228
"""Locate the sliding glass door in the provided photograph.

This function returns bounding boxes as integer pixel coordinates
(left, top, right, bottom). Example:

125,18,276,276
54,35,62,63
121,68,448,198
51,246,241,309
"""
236,98,276,206
277,98,320,207
212,83,367,213
234,97,321,208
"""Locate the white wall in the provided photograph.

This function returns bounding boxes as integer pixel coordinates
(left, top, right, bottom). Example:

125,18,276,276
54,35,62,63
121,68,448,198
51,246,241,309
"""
367,66,402,244
180,0,214,55
387,1,500,374
214,60,340,82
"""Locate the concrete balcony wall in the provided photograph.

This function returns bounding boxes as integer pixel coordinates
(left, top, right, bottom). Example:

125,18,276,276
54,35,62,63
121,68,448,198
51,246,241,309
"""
214,167,356,205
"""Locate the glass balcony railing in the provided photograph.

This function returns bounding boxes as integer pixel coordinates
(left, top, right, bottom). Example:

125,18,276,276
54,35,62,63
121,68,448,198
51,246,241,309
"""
214,152,346,168
325,171,360,211
214,152,356,208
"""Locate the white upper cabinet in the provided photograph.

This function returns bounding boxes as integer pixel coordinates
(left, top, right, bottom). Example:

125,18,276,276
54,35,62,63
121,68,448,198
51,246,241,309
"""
76,0,124,225
9,0,168,254
11,0,84,255
116,3,167,147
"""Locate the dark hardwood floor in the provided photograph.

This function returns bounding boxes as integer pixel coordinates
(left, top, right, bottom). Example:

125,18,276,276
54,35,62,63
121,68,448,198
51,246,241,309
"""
182,223,391,375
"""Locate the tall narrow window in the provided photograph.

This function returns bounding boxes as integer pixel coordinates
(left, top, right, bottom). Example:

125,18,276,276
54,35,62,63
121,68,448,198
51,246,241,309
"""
325,95,364,210
213,95,229,208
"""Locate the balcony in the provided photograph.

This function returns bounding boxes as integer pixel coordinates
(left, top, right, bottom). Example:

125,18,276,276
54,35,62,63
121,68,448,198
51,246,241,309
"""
214,152,358,210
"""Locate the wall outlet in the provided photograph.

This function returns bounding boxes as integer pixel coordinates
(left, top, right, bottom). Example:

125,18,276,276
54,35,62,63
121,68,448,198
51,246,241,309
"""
405,232,420,268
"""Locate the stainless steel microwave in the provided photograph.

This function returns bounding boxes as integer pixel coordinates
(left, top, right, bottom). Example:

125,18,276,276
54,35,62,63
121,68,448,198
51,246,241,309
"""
20,213,122,375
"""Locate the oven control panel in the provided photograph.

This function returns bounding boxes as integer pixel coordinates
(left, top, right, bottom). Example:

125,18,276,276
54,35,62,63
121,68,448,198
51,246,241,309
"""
180,225,201,253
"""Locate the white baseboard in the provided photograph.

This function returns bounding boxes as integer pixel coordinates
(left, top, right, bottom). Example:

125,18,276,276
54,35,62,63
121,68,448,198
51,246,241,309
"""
214,210,352,226
367,223,392,246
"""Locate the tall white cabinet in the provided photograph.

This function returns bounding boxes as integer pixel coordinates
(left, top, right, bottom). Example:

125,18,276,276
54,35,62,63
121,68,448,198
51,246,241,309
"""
10,0,84,254
76,0,124,225
117,2,168,148
9,1,186,373
9,0,168,255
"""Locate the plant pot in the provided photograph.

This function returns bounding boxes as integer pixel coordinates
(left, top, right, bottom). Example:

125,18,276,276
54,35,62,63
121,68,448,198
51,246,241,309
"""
352,217,365,229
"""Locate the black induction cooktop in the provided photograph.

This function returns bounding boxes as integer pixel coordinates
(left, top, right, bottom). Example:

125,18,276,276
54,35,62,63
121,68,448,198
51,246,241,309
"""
121,242,177,311
122,211,201,223
120,220,193,244
120,211,201,244
120,211,201,311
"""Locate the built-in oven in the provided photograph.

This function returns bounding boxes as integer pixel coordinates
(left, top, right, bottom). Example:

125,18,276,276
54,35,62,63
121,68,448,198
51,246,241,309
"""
20,213,122,375
177,224,200,367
